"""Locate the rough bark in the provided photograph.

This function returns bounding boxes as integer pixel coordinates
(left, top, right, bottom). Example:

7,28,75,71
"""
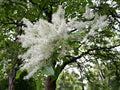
8,68,16,90
45,76,56,90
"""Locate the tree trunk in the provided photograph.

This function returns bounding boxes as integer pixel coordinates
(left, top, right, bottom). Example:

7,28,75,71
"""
8,68,16,90
45,76,56,90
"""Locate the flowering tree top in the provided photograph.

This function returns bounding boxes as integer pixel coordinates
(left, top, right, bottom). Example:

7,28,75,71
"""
18,5,109,79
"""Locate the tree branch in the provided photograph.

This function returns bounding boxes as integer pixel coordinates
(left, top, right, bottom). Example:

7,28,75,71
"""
60,44,120,71
0,17,26,27
0,21,26,27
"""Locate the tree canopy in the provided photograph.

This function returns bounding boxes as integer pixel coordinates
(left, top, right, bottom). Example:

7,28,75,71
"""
0,0,120,90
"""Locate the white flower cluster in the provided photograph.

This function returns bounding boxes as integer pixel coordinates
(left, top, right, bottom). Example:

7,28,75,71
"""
68,6,109,43
18,6,69,79
83,6,94,19
18,5,109,79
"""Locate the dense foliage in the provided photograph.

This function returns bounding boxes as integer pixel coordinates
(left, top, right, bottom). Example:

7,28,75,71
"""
0,0,120,90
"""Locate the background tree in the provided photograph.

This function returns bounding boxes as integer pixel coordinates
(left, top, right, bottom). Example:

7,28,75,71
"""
0,0,120,90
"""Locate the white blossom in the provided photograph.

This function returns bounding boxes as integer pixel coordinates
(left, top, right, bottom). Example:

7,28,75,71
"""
18,5,109,78
18,5,69,78
52,5,65,26
83,6,94,19
81,13,109,44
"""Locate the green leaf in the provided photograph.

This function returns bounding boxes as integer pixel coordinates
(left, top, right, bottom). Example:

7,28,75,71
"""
36,76,42,90
15,70,22,79
41,66,54,76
